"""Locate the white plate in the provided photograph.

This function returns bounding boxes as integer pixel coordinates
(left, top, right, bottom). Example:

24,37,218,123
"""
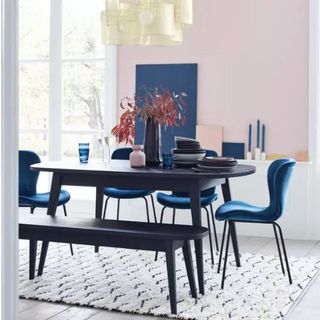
173,153,205,161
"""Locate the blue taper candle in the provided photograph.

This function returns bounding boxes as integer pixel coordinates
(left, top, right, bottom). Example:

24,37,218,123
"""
262,124,265,152
257,119,260,148
248,124,252,152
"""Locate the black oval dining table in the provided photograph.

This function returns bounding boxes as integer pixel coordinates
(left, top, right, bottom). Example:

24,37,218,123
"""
31,160,256,295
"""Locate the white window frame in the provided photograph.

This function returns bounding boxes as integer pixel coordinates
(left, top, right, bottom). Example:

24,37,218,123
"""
19,0,117,161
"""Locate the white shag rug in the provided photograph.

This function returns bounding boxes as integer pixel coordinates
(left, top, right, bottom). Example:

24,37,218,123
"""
19,243,320,320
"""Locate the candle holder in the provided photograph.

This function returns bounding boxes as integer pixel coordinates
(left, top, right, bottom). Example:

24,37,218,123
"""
255,148,261,160
260,152,266,161
246,151,252,160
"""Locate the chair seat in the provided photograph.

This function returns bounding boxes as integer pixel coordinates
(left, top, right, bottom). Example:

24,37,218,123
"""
215,200,271,222
157,192,218,210
103,187,153,199
19,190,71,208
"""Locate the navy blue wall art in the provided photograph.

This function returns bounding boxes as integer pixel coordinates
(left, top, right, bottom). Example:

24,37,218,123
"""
135,63,198,153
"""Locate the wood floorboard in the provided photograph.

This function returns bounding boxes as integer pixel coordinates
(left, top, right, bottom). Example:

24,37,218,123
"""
305,240,320,257
46,306,99,320
88,311,162,320
18,301,69,320
19,237,320,320
19,299,40,313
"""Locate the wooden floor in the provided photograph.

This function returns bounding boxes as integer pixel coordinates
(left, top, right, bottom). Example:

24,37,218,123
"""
18,235,320,320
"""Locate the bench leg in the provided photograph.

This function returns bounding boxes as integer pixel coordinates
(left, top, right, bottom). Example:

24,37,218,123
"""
182,240,197,298
37,241,49,276
29,240,37,280
165,242,177,315
194,239,204,295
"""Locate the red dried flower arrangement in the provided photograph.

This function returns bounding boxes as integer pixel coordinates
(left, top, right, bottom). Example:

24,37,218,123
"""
111,87,187,145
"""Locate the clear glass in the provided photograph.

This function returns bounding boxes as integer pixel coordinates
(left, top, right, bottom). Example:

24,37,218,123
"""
63,133,102,159
62,62,105,130
19,132,48,157
19,0,50,59
19,63,49,130
63,0,105,58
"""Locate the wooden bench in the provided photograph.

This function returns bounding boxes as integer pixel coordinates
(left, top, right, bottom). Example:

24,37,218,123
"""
19,214,208,314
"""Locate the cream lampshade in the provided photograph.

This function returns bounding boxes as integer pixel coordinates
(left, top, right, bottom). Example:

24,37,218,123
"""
101,0,193,46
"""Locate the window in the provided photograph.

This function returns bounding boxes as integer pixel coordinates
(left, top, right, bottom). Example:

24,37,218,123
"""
19,0,116,161
19,0,117,198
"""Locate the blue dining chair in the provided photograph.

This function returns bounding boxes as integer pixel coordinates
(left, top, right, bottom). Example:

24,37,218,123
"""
19,150,73,255
155,150,220,264
216,159,296,289
102,147,157,223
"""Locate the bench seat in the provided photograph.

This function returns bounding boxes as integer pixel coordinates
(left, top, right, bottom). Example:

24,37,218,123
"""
19,214,208,314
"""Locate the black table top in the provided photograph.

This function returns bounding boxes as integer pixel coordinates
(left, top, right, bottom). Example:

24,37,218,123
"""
31,160,256,179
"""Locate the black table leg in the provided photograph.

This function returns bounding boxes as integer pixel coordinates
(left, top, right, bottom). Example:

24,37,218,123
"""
95,184,104,253
221,178,241,267
29,240,37,280
189,182,205,295
38,173,62,276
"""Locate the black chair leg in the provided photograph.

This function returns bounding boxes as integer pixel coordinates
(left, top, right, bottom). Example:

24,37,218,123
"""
165,241,177,315
116,199,120,220
142,197,150,223
29,240,37,280
172,208,176,224
102,197,110,220
38,241,49,276
209,204,219,251
221,222,231,289
273,224,285,275
155,207,166,261
150,194,157,223
275,223,292,284
204,207,214,265
217,221,227,273
63,204,74,256
182,240,197,298
30,207,35,214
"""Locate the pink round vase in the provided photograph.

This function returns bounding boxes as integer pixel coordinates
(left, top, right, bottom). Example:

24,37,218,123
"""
130,145,146,168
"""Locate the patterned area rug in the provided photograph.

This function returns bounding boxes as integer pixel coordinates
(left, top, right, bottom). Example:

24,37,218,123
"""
19,243,320,319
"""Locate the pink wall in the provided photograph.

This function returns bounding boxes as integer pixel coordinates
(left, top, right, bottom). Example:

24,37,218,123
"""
117,0,309,157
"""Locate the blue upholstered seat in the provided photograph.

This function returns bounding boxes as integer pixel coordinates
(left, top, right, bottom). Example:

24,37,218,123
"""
155,150,220,264
103,187,153,199
216,158,296,288
19,150,73,255
216,159,296,223
19,190,71,208
19,150,71,209
157,192,218,210
103,147,156,222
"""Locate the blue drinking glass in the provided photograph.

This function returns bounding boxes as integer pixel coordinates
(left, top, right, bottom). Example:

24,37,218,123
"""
79,143,90,163
162,153,173,170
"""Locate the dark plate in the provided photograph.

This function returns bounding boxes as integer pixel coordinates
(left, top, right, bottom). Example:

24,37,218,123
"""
176,143,201,147
173,160,199,168
201,156,236,162
173,148,206,154
199,160,237,167
196,164,238,171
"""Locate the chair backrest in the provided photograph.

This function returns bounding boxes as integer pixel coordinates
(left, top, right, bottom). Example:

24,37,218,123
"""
19,150,41,197
173,149,218,197
267,158,296,220
111,147,133,160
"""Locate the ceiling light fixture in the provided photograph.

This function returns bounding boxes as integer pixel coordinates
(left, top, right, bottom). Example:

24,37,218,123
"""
101,0,193,46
